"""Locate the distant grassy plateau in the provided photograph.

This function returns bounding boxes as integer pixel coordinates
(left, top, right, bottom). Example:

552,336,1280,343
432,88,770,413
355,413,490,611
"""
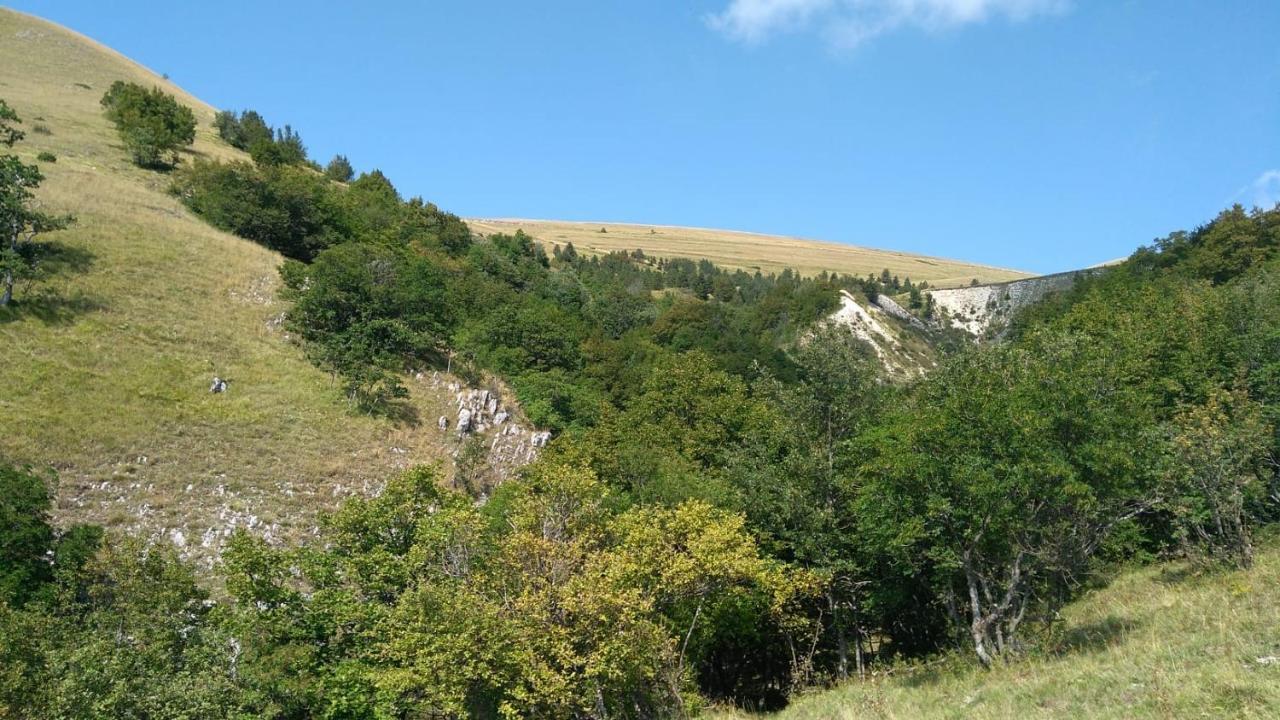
468,218,1033,288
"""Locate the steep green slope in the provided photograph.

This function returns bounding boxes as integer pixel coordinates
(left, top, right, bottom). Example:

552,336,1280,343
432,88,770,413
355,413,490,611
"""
0,8,468,566
715,539,1280,719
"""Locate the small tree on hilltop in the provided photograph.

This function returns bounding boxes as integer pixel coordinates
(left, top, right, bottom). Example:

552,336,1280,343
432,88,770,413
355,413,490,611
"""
212,109,238,145
100,81,196,168
0,100,73,307
214,109,274,151
908,286,923,309
246,124,310,167
325,154,354,182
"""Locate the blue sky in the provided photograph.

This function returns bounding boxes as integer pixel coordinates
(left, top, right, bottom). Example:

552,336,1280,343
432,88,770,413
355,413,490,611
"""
12,1,1279,273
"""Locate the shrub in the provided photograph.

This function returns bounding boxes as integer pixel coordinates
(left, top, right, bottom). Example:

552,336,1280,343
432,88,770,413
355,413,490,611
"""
100,81,195,168
249,125,307,166
281,243,455,410
171,160,345,261
36,151,55,163
1163,388,1271,568
213,109,271,150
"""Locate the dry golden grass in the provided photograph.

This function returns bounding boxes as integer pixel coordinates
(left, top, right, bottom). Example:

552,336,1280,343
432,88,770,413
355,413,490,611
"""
712,538,1280,719
469,219,1032,288
0,8,473,566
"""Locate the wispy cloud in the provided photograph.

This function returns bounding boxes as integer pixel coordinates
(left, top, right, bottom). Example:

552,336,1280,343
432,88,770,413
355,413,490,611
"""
1250,170,1280,209
708,0,1071,50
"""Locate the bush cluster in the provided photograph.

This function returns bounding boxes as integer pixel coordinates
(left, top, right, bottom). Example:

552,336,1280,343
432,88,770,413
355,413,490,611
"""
100,81,195,168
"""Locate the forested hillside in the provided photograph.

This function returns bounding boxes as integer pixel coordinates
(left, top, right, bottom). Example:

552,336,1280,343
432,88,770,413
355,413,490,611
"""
3,7,1280,720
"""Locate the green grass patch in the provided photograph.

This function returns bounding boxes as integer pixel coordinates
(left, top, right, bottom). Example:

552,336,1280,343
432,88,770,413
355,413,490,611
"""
712,540,1280,719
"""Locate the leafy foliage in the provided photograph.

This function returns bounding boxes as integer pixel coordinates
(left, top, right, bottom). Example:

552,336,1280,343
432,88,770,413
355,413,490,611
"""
280,242,454,409
212,465,814,718
100,81,196,168
0,99,73,307
1163,388,1272,568
325,153,354,182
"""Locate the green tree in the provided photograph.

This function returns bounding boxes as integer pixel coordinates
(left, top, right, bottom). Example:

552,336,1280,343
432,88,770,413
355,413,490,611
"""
0,464,104,612
858,334,1160,666
0,100,72,307
601,500,823,709
739,325,883,679
325,153,354,182
250,125,308,167
1163,388,1271,568
588,286,652,339
25,541,239,718
0,465,55,606
281,242,454,410
100,81,196,168
172,160,346,261
212,109,238,144
462,302,583,376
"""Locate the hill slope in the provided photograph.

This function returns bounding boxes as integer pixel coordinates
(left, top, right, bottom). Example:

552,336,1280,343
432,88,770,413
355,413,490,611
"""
0,8,486,567
715,539,1280,719
469,218,1032,288
0,7,1026,567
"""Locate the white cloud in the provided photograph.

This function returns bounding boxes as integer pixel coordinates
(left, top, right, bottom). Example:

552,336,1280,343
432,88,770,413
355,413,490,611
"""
708,0,1071,49
1251,170,1280,209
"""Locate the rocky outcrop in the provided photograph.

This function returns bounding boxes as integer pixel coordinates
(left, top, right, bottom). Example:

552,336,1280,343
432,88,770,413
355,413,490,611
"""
824,290,932,378
927,270,1091,337
873,294,927,331
435,375,551,482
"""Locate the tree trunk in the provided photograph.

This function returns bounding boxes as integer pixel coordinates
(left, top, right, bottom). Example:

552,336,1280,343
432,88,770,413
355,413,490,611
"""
854,628,865,680
2,231,12,305
962,548,1027,668
829,591,849,681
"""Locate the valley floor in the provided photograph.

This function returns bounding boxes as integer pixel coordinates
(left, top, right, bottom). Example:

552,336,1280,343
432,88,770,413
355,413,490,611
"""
714,537,1280,719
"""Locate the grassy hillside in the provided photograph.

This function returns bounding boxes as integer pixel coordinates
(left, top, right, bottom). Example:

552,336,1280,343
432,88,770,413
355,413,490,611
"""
468,218,1032,288
714,539,1280,720
0,8,471,566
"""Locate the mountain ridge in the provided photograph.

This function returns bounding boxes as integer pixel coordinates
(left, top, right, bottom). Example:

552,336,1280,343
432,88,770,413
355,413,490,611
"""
468,217,1035,287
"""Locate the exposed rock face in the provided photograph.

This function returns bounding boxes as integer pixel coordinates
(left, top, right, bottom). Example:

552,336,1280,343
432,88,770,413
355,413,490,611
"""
873,293,927,331
824,290,927,378
84,371,553,573
829,291,897,359
927,270,1090,337
447,381,552,481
